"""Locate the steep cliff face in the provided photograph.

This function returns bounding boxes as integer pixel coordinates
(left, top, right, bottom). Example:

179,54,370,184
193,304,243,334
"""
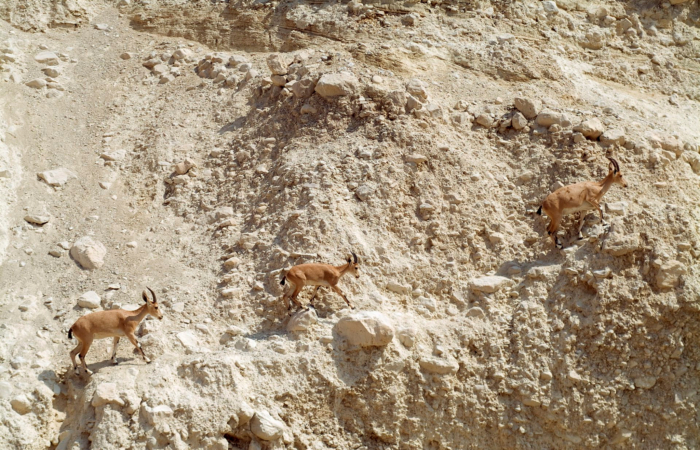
0,0,699,449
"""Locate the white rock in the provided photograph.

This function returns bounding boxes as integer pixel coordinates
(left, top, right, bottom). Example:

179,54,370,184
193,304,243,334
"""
172,48,192,61
511,112,527,130
26,78,47,89
35,51,59,65
355,184,374,201
177,331,199,352
334,311,394,347
419,356,459,374
475,114,494,128
470,275,514,293
251,411,286,440
37,168,77,187
24,214,50,225
513,97,541,119
237,401,256,426
142,404,173,426
397,327,417,348
70,237,107,270
599,129,626,146
405,78,428,101
11,394,32,414
126,241,138,248
120,52,134,60
574,118,605,139
386,282,410,295
100,149,126,162
314,72,359,97
535,109,568,127
266,53,293,75
542,1,559,13
42,67,61,77
656,260,685,289
78,291,101,309
92,383,124,407
287,308,318,332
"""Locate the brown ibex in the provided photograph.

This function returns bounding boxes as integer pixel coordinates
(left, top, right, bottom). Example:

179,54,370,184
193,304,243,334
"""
280,252,360,312
68,287,163,375
537,157,627,248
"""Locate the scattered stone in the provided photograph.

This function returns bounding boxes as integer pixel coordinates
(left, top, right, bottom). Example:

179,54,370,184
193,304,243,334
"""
355,184,374,201
172,48,192,61
37,168,77,187
290,78,315,99
511,112,527,130
49,249,63,258
92,383,124,407
419,356,459,374
287,308,318,332
476,114,494,128
251,411,286,441
174,159,196,175
70,236,107,270
126,241,138,248
26,78,47,89
314,72,359,98
141,405,173,426
397,327,417,348
120,52,134,60
573,118,605,139
78,291,101,309
177,331,199,352
100,149,126,162
24,214,50,225
604,234,641,256
514,97,541,119
542,0,559,13
11,394,32,414
42,67,61,77
267,53,293,75
535,110,568,128
634,376,657,389
300,103,317,114
94,23,109,31
599,129,626,146
59,242,71,250
406,78,428,101
334,311,394,347
99,181,111,190
406,154,428,164
656,260,685,289
35,51,59,65
470,276,514,293
386,282,410,295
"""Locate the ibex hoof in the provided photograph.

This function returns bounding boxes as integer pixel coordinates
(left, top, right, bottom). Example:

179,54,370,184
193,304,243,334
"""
84,369,93,376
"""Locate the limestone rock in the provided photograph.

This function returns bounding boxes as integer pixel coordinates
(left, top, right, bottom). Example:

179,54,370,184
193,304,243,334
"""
604,234,641,256
70,237,107,270
634,376,657,389
470,276,514,293
172,48,192,61
290,78,315,99
251,411,286,441
92,383,124,408
287,308,318,332
599,129,626,146
574,118,605,139
177,331,201,352
536,110,568,127
24,214,50,225
78,291,101,309
37,168,77,187
514,97,541,119
656,260,685,289
314,72,359,98
11,394,32,414
406,78,428,101
26,78,47,89
35,51,59,65
334,311,394,347
419,356,459,375
142,404,173,426
266,53,293,75
511,112,527,130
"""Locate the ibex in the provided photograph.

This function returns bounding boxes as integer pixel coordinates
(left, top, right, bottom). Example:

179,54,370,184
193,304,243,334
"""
280,252,360,312
68,287,163,375
537,157,627,249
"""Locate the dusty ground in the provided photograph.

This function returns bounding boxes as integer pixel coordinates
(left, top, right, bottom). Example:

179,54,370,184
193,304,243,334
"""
0,0,700,449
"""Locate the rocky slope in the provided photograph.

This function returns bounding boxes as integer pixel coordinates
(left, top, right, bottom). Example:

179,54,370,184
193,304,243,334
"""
0,0,699,449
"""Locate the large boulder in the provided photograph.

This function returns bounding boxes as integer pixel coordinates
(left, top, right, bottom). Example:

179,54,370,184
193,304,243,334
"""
314,72,359,98
287,308,318,332
513,97,541,119
92,383,124,408
34,51,59,65
266,53,293,75
251,411,286,440
574,118,605,139
78,291,101,309
656,260,686,289
470,276,514,293
334,311,394,347
70,237,107,270
37,167,77,187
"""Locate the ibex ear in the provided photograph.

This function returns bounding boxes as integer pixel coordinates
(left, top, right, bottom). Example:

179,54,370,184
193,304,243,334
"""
142,290,149,303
